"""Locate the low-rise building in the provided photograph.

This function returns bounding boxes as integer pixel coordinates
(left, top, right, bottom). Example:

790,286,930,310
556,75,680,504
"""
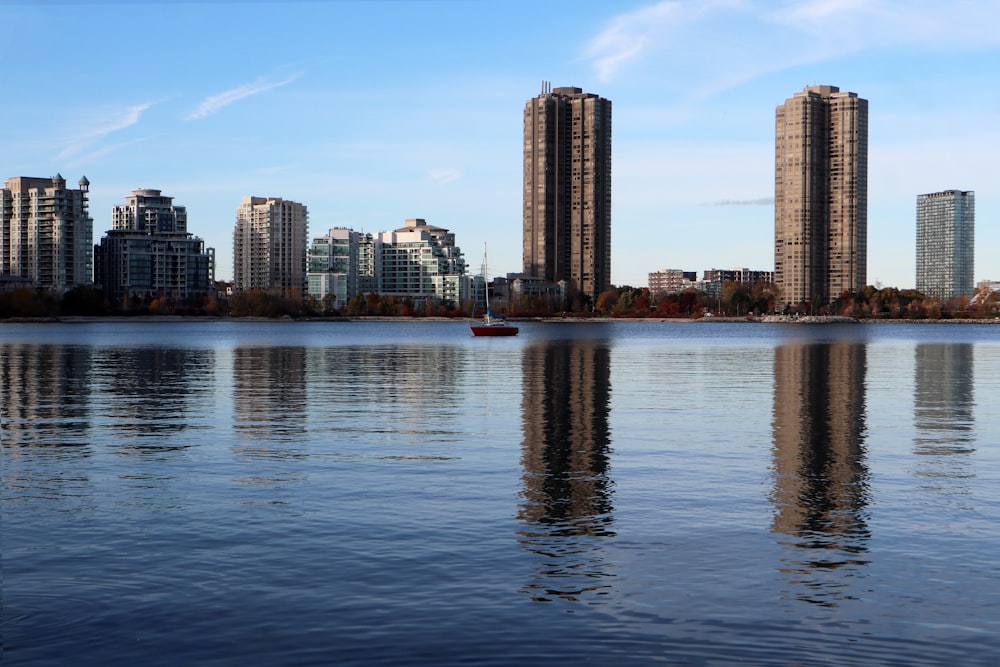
375,219,467,307
648,269,697,296
307,227,368,309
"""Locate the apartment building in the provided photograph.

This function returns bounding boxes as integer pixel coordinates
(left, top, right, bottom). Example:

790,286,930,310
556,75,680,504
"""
523,83,612,302
95,189,214,303
1,174,93,291
233,196,308,296
916,190,974,300
775,85,868,305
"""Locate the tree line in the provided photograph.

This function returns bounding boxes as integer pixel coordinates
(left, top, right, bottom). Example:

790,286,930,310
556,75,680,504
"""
2,281,997,320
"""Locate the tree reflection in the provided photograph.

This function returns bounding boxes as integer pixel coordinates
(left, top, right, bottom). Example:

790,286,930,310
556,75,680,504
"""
913,343,976,496
518,339,615,603
771,341,871,607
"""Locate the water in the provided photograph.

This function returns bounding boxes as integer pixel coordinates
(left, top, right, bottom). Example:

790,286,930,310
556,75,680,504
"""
3,320,999,666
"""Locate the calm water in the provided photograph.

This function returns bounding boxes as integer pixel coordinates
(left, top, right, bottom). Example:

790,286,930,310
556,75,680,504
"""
3,320,999,666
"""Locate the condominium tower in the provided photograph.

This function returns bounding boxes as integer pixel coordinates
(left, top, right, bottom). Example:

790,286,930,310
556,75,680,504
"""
233,196,308,296
523,83,612,303
775,85,868,306
916,190,974,300
95,189,215,303
1,174,93,290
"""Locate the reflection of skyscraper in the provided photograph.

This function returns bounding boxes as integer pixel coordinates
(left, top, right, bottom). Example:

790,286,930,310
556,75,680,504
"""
771,342,870,606
913,344,976,492
518,339,613,602
1,344,93,449
99,347,214,447
232,347,308,451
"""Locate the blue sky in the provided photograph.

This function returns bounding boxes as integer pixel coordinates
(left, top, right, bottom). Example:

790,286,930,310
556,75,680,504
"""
2,0,998,289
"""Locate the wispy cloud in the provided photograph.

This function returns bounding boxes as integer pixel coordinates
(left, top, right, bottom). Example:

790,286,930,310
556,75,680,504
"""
584,0,739,82
715,197,774,206
185,72,303,121
427,168,462,185
586,1,1000,91
584,1,681,82
54,101,156,162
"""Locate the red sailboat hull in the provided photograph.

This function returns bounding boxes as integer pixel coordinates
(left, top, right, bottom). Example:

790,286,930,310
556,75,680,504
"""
470,324,519,336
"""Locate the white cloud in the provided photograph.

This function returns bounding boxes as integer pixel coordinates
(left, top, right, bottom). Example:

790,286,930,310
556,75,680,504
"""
427,168,462,185
54,101,156,162
715,197,774,206
584,1,682,81
584,0,742,82
587,1,1000,91
185,73,303,121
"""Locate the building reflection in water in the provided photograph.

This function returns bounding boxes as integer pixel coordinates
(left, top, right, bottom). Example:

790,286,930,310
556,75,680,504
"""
770,341,871,607
97,346,215,452
913,343,976,496
1,344,93,449
232,347,308,455
518,338,615,603
2,344,95,501
305,345,462,446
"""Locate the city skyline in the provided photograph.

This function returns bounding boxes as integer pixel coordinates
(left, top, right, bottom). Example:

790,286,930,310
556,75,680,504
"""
2,1,998,290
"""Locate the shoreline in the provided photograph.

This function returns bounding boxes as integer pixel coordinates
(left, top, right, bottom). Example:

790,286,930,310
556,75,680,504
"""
3,314,1000,325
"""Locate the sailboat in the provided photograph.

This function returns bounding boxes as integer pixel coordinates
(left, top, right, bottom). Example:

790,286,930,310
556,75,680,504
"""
470,244,519,337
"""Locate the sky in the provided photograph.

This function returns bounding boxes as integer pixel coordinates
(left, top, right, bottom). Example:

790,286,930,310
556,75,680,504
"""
2,0,998,289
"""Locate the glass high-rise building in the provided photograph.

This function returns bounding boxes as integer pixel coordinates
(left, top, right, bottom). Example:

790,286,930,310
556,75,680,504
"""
523,84,612,303
916,190,974,300
774,85,868,307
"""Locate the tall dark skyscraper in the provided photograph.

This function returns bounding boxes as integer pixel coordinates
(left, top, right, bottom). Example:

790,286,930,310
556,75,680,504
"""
523,83,612,303
774,85,868,306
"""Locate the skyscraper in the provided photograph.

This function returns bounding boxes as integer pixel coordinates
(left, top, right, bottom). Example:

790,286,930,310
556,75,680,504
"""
1,174,93,291
95,189,215,303
523,83,612,303
916,190,974,300
233,196,308,296
774,85,868,306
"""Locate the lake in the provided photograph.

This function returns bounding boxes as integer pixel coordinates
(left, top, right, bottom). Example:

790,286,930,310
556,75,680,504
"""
3,320,999,666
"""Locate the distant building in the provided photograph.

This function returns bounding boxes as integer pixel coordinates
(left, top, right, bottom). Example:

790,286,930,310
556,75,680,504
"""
233,196,308,296
375,218,467,307
1,174,93,291
648,269,697,296
916,190,974,300
702,268,774,285
502,273,567,310
95,189,215,303
775,85,868,306
523,83,612,302
700,268,774,300
307,227,369,309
